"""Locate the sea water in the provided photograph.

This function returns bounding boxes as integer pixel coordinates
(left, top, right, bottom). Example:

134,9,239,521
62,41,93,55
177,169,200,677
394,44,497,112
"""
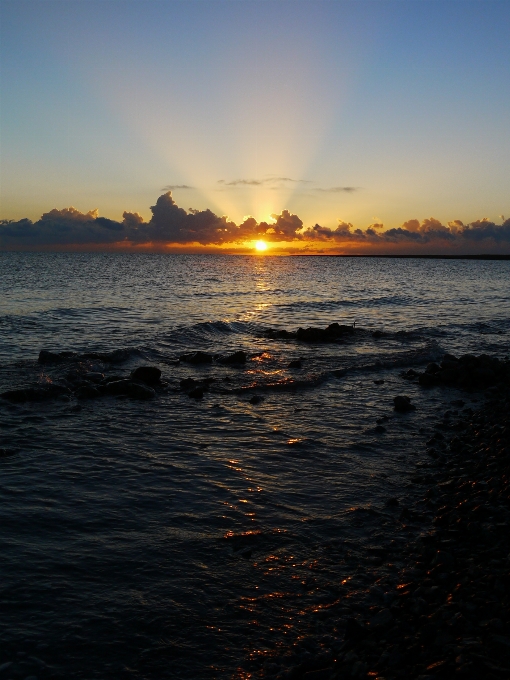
0,254,508,678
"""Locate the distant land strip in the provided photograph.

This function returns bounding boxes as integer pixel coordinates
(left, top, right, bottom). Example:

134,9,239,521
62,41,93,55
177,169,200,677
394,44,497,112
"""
294,254,510,260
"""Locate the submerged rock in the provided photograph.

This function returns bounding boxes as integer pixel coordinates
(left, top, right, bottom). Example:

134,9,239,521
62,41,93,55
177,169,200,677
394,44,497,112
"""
188,387,204,400
104,379,132,396
394,395,416,412
417,353,510,391
128,382,155,400
75,385,101,399
179,351,213,365
130,366,161,385
249,395,263,405
288,359,302,368
38,349,76,364
265,322,356,343
104,379,154,399
217,351,247,365
0,384,70,402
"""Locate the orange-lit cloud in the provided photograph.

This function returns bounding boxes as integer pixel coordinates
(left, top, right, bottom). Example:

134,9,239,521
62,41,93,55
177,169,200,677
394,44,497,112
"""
1,192,509,254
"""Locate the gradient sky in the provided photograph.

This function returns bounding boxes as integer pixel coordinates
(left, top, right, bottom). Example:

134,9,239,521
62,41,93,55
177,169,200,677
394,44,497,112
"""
1,0,509,252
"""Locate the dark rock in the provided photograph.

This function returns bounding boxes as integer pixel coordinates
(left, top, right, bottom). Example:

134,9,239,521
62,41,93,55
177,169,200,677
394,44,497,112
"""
104,379,132,396
401,368,420,379
296,323,355,342
218,351,247,365
75,385,101,399
38,349,77,364
188,387,204,400
369,608,393,629
288,359,302,368
179,351,213,365
128,382,155,400
130,366,161,385
84,372,104,383
372,330,384,339
394,395,416,412
249,395,263,405
375,425,386,433
386,497,400,507
0,384,69,402
332,368,348,378
426,362,441,374
344,617,367,642
82,349,132,363
374,379,385,385
180,378,197,391
419,372,440,387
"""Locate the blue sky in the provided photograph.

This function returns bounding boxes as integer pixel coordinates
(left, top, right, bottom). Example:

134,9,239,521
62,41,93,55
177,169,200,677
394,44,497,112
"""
1,0,509,251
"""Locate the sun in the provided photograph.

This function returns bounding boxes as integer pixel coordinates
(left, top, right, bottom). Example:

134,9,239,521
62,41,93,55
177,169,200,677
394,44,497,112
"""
254,240,268,252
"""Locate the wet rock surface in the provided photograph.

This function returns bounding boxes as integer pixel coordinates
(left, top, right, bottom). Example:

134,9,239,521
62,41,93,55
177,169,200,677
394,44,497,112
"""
406,353,510,391
245,384,510,680
265,323,357,343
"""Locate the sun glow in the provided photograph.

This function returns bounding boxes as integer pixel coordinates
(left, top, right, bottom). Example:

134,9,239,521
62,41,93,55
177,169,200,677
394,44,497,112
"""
254,240,268,252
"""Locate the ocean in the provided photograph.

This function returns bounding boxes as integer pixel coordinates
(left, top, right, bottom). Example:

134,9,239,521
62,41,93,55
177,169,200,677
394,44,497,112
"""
0,253,509,679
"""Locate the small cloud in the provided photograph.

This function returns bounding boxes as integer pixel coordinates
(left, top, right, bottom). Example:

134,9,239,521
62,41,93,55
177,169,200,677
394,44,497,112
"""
218,179,263,186
218,177,311,188
314,186,359,193
161,185,194,191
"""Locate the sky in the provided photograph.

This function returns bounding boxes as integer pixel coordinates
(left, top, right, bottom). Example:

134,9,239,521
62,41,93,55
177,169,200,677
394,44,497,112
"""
1,0,509,254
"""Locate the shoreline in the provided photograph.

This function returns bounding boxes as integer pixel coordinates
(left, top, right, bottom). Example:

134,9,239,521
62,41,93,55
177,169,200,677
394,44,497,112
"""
259,384,510,680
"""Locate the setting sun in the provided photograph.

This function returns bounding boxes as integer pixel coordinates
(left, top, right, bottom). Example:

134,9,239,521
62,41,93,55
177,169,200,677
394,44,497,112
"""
254,240,268,252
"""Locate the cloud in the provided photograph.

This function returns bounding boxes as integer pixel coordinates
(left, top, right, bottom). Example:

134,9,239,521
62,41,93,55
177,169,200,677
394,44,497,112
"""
217,176,310,187
161,184,194,190
2,193,510,252
314,186,359,193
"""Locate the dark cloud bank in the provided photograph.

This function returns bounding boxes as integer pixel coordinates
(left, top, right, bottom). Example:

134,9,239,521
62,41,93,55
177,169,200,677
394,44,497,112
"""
1,192,509,253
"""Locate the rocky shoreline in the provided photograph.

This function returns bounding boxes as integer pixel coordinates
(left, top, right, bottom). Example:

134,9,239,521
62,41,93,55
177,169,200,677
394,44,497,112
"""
260,384,510,680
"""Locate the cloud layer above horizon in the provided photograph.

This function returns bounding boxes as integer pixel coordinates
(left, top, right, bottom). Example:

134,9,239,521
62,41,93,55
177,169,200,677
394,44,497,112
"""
1,192,509,254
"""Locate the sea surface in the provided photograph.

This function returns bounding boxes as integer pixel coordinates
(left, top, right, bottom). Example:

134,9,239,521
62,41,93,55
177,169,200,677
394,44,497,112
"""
0,253,509,679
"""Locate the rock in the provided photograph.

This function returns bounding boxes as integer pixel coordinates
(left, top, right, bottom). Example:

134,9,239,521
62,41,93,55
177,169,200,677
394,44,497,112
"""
0,384,69,403
374,379,385,385
104,379,132,396
130,366,161,384
372,330,384,339
288,359,302,368
180,378,197,390
386,497,400,507
0,448,17,457
426,362,441,374
38,349,76,364
296,323,355,342
75,385,101,399
249,395,263,405
82,349,131,363
344,617,367,642
188,387,204,399
128,382,155,400
375,425,386,433
84,372,104,383
401,368,420,379
419,372,440,387
394,395,416,412
369,608,393,629
332,369,348,378
179,351,213,365
218,351,247,365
